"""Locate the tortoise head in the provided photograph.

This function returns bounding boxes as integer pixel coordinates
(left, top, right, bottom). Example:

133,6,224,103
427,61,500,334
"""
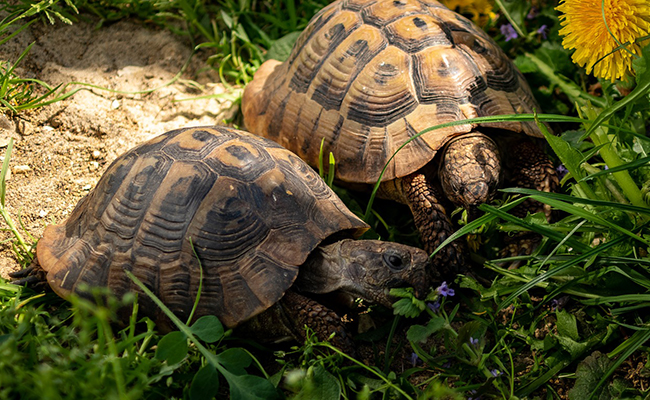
439,132,501,216
294,239,432,308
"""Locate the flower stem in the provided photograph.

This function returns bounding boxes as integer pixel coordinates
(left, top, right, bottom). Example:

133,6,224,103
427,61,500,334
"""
493,0,525,37
589,127,646,208
582,105,647,210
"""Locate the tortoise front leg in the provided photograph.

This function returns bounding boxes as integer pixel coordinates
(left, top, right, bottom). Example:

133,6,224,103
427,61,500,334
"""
399,173,466,277
280,290,355,355
508,139,559,220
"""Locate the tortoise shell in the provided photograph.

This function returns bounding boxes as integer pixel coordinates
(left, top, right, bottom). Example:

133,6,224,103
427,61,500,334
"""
36,126,368,328
242,0,542,184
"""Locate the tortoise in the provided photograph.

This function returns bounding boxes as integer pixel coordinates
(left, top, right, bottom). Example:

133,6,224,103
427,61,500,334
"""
242,0,559,273
13,126,431,352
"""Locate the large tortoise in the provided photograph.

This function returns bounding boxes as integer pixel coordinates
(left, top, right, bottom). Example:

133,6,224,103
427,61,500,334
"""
14,126,431,351
242,0,558,272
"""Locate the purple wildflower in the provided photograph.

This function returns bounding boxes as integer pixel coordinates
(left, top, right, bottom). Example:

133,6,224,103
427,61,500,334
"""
490,369,501,377
551,296,569,311
436,281,455,297
604,164,609,170
500,24,518,42
410,352,421,366
427,300,440,312
556,164,568,180
470,337,479,347
537,24,548,39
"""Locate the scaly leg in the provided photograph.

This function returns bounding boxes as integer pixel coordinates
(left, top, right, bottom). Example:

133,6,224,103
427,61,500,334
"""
280,290,355,355
502,139,559,262
508,139,559,220
399,173,466,277
9,256,48,289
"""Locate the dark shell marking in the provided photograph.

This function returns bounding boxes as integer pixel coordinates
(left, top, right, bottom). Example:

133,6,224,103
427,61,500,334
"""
36,126,368,328
242,0,542,183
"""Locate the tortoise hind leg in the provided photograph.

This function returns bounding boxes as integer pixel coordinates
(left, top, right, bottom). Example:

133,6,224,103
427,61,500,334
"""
395,173,466,277
9,256,48,289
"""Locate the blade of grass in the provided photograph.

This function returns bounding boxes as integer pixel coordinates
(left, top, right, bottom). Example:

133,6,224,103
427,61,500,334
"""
502,188,650,215
497,234,629,310
529,195,650,247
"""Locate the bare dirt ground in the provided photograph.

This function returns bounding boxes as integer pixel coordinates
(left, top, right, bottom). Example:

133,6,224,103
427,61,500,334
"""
0,17,234,277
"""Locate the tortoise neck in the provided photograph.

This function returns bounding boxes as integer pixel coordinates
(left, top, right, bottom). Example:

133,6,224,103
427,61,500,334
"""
293,240,350,295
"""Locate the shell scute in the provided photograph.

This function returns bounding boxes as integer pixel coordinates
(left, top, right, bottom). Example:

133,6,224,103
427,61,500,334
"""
343,45,417,127
309,24,387,112
361,0,427,27
385,14,450,53
289,10,362,94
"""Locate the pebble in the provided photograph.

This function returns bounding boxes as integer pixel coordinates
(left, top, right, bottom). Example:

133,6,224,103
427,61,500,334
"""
0,135,12,148
12,165,31,174
39,210,48,218
91,150,102,159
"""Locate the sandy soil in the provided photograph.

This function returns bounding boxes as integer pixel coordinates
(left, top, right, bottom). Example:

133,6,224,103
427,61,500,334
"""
0,16,235,277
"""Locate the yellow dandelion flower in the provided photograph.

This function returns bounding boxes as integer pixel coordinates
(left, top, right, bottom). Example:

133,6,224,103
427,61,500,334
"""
441,0,496,27
556,0,650,82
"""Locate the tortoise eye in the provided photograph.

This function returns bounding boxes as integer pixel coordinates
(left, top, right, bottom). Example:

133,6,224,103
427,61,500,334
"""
383,252,405,270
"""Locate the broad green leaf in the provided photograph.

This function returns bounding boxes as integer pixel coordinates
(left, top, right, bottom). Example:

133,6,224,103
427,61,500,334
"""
587,329,650,399
155,331,188,365
567,351,625,400
392,298,421,318
406,316,446,343
514,55,538,73
556,309,579,341
221,367,280,400
266,31,301,61
497,0,528,34
217,347,253,376
191,315,224,343
456,320,484,350
293,365,341,400
190,364,220,400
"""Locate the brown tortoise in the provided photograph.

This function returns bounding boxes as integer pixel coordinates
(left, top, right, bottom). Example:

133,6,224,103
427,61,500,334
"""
242,0,558,273
14,126,431,352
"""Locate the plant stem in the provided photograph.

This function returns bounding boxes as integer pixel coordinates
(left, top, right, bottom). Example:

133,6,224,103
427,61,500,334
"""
583,107,648,210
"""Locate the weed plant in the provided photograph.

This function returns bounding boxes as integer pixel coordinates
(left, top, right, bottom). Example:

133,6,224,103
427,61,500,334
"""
1,0,650,399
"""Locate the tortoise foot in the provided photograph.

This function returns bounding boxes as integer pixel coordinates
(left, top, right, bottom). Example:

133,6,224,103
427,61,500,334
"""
499,232,543,270
281,290,356,356
9,258,48,290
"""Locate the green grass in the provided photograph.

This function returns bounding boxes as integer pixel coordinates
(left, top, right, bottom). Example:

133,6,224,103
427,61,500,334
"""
2,0,650,399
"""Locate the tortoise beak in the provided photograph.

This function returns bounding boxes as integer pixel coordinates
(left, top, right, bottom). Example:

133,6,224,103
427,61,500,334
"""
412,276,429,300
